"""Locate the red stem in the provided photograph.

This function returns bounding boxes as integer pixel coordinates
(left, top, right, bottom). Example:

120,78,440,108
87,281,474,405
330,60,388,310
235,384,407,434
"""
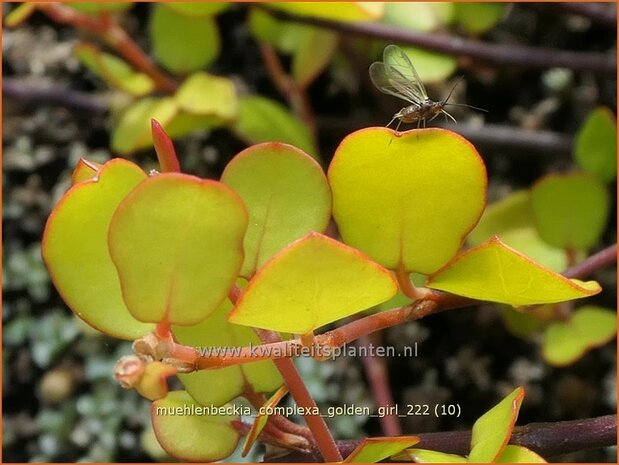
37,3,178,93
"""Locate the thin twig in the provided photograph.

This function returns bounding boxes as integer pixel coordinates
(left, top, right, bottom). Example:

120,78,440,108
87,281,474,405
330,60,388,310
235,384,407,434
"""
357,334,401,436
3,77,107,114
259,43,318,140
554,2,617,27
271,414,617,462
260,6,615,75
255,329,343,463
564,243,617,279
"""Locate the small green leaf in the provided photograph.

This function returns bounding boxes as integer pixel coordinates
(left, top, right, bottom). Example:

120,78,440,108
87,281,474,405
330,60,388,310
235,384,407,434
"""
111,97,178,154
228,232,397,334
345,436,420,463
453,3,506,34
149,3,220,74
398,47,457,83
292,28,338,88
221,142,331,277
108,174,247,326
174,72,237,121
393,449,467,463
382,3,453,32
328,128,486,274
164,2,229,17
242,385,289,457
500,305,548,338
234,95,317,156
248,8,307,53
42,159,153,340
497,445,547,463
75,43,155,96
468,190,567,272
469,387,525,462
427,237,601,306
5,3,38,27
543,306,617,366
152,391,240,462
531,173,610,250
574,107,617,182
267,2,384,22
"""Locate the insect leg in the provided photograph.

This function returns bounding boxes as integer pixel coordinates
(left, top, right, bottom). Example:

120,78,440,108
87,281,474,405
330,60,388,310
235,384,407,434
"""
386,115,398,128
441,109,457,124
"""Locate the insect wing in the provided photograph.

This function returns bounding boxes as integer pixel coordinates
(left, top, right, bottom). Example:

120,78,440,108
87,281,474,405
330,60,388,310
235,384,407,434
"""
369,61,417,104
383,45,428,101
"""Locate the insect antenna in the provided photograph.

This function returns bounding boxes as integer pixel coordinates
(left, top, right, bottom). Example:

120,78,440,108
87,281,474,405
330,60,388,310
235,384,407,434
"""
443,102,489,113
441,75,465,105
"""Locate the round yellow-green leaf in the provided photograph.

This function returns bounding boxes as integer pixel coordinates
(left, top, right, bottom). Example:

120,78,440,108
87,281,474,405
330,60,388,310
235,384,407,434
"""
164,2,229,17
453,3,506,34
328,128,486,274
75,43,154,96
497,445,547,463
42,159,153,340
108,174,248,326
398,47,457,83
174,72,237,121
468,190,567,272
267,2,384,22
345,437,420,463
173,296,283,407
469,387,525,462
382,3,453,32
234,94,317,156
574,107,617,182
292,28,338,88
111,97,178,155
531,173,610,250
543,306,617,366
426,237,601,306
221,142,331,277
228,232,398,334
152,391,240,462
149,4,220,74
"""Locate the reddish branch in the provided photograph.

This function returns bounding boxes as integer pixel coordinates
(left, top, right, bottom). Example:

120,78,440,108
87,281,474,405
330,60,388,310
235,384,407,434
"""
564,243,617,280
259,43,318,141
35,3,178,93
270,414,617,462
357,334,401,436
260,6,615,75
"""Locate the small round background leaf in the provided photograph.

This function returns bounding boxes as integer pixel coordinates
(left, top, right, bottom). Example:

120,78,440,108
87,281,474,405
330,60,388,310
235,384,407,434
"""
542,306,617,366
574,107,617,183
531,173,610,250
149,4,220,74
